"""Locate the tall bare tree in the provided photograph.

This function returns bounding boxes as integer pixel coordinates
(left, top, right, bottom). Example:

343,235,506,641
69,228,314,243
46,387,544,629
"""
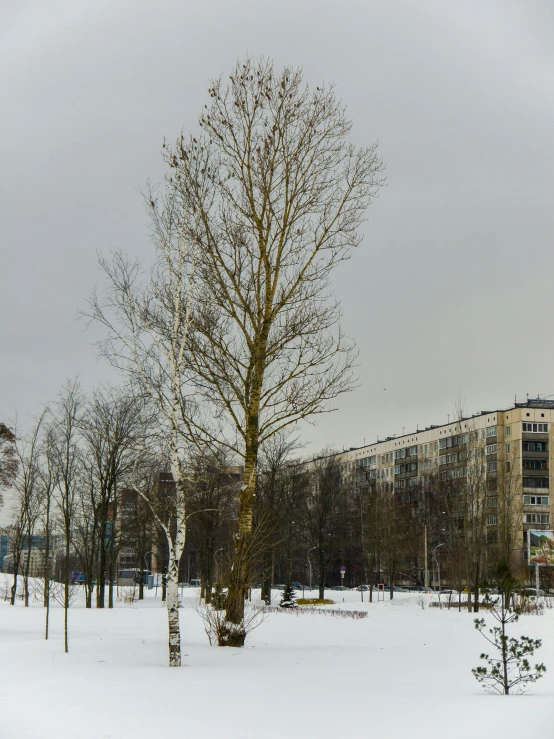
164,57,384,644
86,189,196,666
13,413,47,607
308,452,343,600
80,387,142,608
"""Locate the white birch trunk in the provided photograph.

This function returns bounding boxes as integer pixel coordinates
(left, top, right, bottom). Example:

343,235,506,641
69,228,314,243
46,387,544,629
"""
166,549,181,667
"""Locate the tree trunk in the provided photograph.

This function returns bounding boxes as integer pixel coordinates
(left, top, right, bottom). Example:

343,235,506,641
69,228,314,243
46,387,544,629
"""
64,536,70,653
501,594,509,694
166,555,181,667
43,503,51,610
318,540,325,600
224,452,257,645
97,521,106,608
108,484,117,609
24,537,32,607
473,563,480,613
10,550,21,606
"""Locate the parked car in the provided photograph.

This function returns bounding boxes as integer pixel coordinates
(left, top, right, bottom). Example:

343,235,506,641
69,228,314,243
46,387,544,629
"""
329,585,350,591
356,585,376,591
438,589,458,597
392,586,407,592
405,585,435,593
272,584,286,590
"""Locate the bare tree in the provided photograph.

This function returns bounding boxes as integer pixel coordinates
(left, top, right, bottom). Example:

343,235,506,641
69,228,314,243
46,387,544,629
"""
13,413,47,607
73,458,99,608
39,426,57,637
164,57,384,644
255,431,304,604
86,176,197,666
308,453,343,600
80,387,143,608
50,379,83,654
186,448,237,603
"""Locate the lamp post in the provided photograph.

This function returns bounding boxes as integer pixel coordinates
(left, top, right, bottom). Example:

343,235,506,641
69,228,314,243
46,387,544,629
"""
434,543,445,600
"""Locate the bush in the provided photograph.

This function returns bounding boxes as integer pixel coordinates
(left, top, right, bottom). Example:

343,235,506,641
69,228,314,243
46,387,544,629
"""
196,600,266,646
429,600,494,610
296,598,335,606
263,605,367,619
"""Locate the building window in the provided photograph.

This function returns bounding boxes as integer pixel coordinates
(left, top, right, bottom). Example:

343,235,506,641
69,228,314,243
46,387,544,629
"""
505,443,510,454
505,425,511,437
486,426,497,438
487,497,498,508
523,477,549,489
523,459,547,470
487,461,497,473
485,444,497,455
524,514,550,524
522,423,549,433
523,496,549,506
487,515,498,526
522,441,548,452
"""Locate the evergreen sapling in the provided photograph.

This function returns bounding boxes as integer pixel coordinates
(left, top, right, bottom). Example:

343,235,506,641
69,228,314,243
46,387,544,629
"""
280,583,297,609
472,559,546,694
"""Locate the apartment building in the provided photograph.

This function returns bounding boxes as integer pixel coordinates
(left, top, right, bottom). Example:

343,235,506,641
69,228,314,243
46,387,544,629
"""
328,398,554,560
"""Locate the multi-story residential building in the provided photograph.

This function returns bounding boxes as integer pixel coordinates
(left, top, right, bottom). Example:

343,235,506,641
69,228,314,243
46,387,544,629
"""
323,398,554,569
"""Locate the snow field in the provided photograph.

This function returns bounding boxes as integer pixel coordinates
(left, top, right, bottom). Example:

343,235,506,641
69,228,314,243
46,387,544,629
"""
0,579,552,738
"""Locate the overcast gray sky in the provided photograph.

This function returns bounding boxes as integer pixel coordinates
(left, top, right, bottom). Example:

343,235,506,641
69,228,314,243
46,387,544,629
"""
2,0,554,455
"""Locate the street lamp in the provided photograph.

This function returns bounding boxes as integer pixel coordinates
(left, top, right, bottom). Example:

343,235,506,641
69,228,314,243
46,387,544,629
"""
434,543,445,599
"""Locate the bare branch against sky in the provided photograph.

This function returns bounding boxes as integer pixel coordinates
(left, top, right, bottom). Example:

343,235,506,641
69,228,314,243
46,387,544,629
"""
2,0,554,454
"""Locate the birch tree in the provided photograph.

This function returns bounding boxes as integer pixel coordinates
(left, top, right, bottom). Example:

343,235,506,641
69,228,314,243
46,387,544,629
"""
86,189,196,667
165,57,384,644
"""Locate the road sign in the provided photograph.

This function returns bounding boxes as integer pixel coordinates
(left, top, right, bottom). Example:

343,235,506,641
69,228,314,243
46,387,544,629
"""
340,566,346,573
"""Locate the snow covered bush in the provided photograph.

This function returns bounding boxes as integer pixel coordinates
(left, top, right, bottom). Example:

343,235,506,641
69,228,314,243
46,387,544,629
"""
196,600,266,646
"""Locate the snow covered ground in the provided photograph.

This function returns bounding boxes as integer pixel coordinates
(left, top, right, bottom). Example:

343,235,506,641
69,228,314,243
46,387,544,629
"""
0,578,552,738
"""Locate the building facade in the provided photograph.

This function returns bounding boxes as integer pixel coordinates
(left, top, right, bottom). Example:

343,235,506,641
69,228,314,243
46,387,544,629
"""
326,398,554,569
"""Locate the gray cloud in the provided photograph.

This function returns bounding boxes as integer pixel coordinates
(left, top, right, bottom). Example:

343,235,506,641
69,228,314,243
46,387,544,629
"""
2,0,553,455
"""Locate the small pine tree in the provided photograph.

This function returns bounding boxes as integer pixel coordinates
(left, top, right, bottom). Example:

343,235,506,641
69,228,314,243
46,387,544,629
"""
280,582,297,608
472,559,546,694
211,583,227,611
